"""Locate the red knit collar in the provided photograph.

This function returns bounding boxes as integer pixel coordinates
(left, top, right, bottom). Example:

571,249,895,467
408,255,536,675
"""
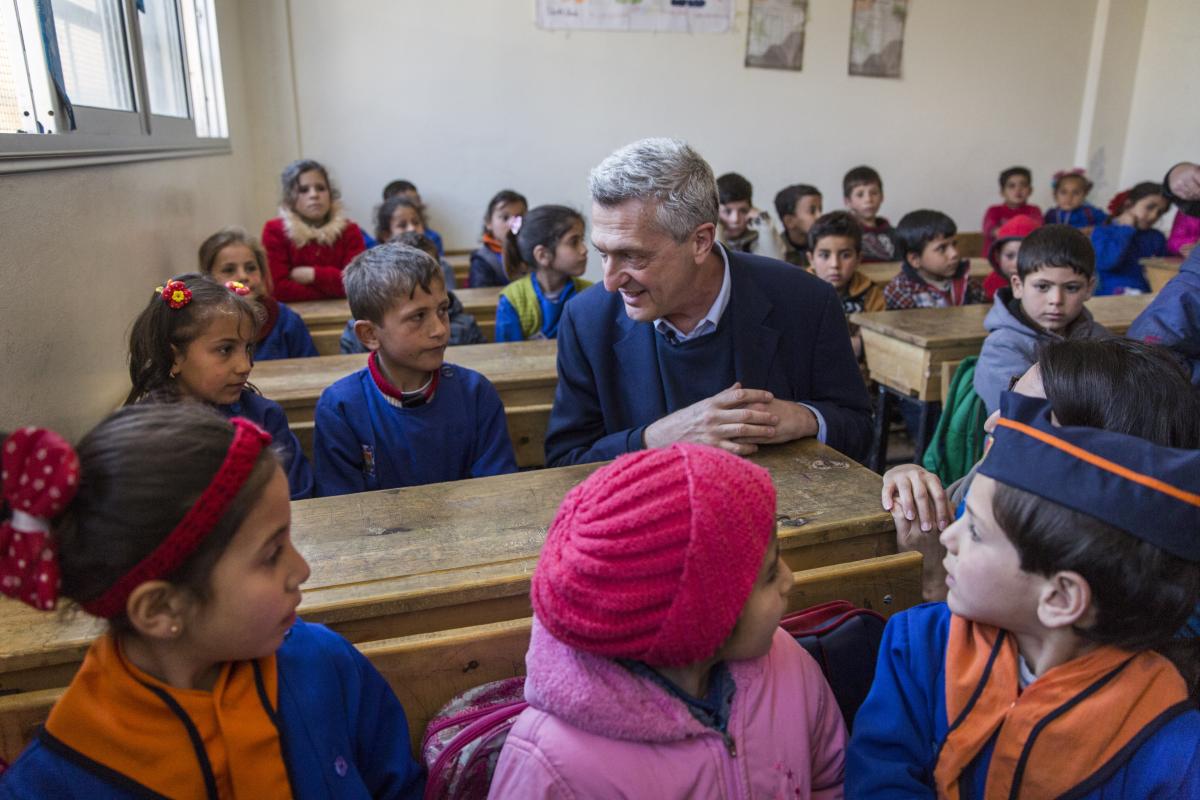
368,352,439,408
257,296,280,343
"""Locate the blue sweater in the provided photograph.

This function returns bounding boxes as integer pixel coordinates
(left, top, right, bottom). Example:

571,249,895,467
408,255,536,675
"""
218,389,314,500
846,603,1200,799
255,301,319,361
1127,246,1200,385
0,621,424,799
494,275,587,342
1044,204,1108,228
1091,224,1166,295
312,364,517,496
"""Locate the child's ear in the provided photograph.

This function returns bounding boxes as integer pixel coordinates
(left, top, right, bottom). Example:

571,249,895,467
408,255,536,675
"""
1037,570,1094,631
532,243,553,270
170,345,185,378
1010,272,1024,298
905,250,920,269
353,320,381,352
1084,274,1097,299
126,580,190,641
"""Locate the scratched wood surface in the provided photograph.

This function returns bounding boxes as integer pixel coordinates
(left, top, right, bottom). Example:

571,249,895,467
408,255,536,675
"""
858,257,991,288
0,439,891,693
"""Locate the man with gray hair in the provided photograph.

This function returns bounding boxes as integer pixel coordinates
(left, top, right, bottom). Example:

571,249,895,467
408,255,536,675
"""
545,138,872,465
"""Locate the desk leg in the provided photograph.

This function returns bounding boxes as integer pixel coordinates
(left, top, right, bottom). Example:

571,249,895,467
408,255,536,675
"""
912,400,941,466
869,384,894,474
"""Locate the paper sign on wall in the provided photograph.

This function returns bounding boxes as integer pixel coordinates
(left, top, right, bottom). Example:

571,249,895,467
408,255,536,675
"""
745,0,808,71
848,0,908,78
535,0,734,34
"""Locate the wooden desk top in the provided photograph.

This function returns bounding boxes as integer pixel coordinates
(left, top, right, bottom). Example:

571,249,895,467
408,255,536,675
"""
851,293,1152,349
858,258,991,286
0,439,890,682
289,287,503,327
1139,256,1184,271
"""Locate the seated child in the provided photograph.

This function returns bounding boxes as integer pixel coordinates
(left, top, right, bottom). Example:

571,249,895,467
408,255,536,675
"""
1092,181,1171,295
470,190,528,288
1043,168,1108,231
975,224,1109,414
383,178,445,255
775,183,823,266
0,404,424,798
843,166,895,262
495,205,592,342
314,243,517,496
374,195,457,288
807,211,883,359
125,274,313,499
848,392,1200,799
715,172,784,259
489,444,847,798
198,227,318,360
341,232,484,353
983,214,1041,300
884,210,985,309
981,165,1041,254
261,159,366,302
1128,244,1200,385
1167,209,1200,257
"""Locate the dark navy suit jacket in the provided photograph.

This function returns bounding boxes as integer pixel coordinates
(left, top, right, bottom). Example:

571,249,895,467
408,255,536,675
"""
545,250,873,466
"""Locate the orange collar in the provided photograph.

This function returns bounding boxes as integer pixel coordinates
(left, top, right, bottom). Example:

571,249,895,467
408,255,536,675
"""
935,614,1187,799
44,634,292,799
482,232,504,254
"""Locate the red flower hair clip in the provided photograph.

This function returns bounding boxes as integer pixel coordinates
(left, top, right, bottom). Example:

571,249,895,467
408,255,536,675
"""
157,280,192,310
225,280,251,297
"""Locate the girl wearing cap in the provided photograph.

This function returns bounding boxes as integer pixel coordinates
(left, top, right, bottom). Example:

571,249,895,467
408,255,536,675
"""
488,443,847,799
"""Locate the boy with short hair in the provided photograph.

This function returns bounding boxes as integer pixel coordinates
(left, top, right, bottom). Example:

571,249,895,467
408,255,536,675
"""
716,172,783,260
981,166,1042,254
808,211,883,359
884,210,986,309
974,225,1108,414
774,183,823,266
848,392,1200,799
843,166,894,261
313,242,517,496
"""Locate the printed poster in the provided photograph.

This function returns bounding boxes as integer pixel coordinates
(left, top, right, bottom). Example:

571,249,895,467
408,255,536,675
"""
745,0,808,71
848,0,908,78
535,0,734,34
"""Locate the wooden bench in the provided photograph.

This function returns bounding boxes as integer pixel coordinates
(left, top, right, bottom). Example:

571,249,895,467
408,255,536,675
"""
955,231,984,259
0,552,922,765
289,286,503,356
251,339,558,467
851,293,1154,471
446,252,471,287
858,257,991,288
0,438,894,695
1140,256,1184,294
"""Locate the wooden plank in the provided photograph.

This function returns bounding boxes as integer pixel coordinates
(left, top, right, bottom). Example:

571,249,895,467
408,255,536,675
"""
1140,256,1183,294
0,439,893,694
956,232,984,259
859,258,991,288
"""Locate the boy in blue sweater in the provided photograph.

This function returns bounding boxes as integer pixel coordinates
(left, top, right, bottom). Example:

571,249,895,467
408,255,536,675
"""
847,392,1200,799
313,242,517,496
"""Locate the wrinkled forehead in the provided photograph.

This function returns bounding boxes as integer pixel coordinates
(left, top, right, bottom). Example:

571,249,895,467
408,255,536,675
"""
590,198,669,250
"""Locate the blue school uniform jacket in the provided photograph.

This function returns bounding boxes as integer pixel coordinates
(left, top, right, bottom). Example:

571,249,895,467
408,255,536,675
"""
1091,224,1166,295
1127,246,1200,385
846,603,1200,799
1044,204,1108,229
255,300,319,361
312,364,517,496
0,621,424,799
219,389,314,499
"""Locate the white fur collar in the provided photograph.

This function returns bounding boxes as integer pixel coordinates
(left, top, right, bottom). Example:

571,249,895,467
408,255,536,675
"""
280,202,349,248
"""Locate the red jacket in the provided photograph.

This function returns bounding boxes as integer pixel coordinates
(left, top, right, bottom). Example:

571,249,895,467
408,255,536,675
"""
261,206,366,301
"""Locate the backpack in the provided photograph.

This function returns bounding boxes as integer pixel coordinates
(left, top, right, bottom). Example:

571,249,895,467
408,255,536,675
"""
781,600,886,732
922,356,988,487
421,676,527,800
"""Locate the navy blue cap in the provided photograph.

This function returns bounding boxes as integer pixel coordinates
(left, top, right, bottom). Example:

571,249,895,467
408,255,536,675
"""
978,392,1200,562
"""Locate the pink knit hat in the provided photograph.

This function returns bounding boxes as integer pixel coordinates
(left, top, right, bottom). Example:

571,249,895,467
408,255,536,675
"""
531,443,776,667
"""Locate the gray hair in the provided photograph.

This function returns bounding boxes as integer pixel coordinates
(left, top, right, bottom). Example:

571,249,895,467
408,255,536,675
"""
342,242,442,324
588,138,718,243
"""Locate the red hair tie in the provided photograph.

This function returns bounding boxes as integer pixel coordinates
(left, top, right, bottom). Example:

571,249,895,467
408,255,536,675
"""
157,279,192,309
225,280,251,296
1107,189,1131,217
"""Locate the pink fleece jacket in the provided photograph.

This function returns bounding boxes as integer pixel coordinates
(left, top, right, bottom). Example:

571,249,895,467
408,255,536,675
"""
1168,212,1200,257
488,620,846,799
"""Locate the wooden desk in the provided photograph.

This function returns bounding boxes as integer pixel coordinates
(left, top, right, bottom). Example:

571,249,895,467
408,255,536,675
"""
447,253,470,286
289,287,503,355
1140,256,1184,294
252,339,558,467
955,232,984,259
858,257,991,288
0,439,893,694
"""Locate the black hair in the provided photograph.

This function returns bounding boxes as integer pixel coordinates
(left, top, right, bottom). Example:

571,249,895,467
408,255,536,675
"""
774,184,822,221
894,209,957,264
383,179,418,201
999,166,1032,188
342,242,442,325
502,205,585,281
1108,181,1171,218
843,166,883,198
482,190,528,233
1015,224,1094,279
125,274,263,406
279,159,339,213
716,173,753,206
807,211,863,253
374,195,425,243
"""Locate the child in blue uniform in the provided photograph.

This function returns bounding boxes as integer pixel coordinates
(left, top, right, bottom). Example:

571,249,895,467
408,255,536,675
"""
495,205,592,342
314,242,517,496
0,404,423,798
125,274,314,499
848,392,1200,799
198,227,318,360
469,189,527,287
1043,169,1108,230
1091,181,1171,295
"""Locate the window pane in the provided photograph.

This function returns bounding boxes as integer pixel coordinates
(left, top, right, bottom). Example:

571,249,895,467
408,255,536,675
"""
53,0,133,111
140,0,187,118
0,7,27,133
179,0,225,137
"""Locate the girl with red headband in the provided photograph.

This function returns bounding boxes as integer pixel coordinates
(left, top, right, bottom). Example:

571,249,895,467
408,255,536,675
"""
0,403,424,798
1091,181,1171,295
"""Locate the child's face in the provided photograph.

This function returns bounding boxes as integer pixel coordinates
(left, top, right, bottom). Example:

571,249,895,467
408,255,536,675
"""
1127,194,1169,230
1053,177,1088,212
172,311,256,406
183,465,310,663
1012,266,1094,334
718,199,752,238
939,474,1043,629
364,279,451,388
293,169,332,222
996,240,1021,280
717,532,793,662
910,234,960,280
388,205,425,240
542,219,588,277
845,183,883,223
1001,175,1032,207
810,235,862,292
210,244,265,299
487,201,526,241
783,195,822,239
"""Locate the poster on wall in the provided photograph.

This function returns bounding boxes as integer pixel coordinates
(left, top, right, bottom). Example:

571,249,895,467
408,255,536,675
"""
745,0,808,71
535,0,734,34
848,0,908,78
